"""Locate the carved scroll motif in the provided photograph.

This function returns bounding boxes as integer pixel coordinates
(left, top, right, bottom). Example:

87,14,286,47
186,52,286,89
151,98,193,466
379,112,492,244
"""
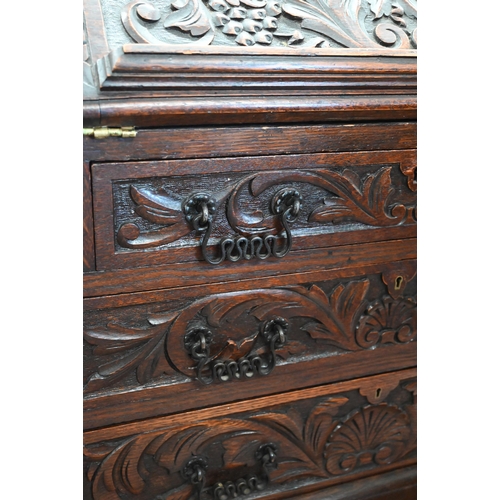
119,0,417,48
84,378,417,499
84,270,417,393
116,166,416,253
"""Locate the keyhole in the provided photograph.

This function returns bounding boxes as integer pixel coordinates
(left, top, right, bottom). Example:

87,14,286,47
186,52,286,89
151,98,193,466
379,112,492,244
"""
394,276,403,290
375,388,382,398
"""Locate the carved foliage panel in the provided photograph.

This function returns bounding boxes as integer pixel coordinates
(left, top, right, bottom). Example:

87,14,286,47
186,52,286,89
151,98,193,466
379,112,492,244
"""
83,374,417,499
93,156,416,268
101,0,417,50
83,262,416,395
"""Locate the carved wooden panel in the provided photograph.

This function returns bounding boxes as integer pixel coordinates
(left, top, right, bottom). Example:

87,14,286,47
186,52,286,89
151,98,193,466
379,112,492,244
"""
92,150,416,270
101,0,417,50
83,370,417,499
84,261,416,397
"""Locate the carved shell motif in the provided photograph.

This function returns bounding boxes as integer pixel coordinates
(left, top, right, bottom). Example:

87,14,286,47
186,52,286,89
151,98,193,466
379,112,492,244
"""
355,295,417,348
120,0,417,48
84,391,416,499
324,404,411,475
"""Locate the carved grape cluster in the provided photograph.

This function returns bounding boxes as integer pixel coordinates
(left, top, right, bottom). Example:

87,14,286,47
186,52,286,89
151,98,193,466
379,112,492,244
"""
208,0,282,46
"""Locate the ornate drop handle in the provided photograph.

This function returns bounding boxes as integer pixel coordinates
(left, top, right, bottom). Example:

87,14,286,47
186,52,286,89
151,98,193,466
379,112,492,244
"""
182,443,278,500
184,318,288,385
183,188,302,265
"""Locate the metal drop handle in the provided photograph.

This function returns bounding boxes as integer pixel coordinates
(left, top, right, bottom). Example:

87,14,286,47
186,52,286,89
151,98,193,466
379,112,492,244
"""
182,443,278,500
183,188,302,265
184,318,288,385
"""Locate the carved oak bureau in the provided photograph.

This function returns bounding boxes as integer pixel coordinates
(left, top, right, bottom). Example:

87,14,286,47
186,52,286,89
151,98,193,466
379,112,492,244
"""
83,0,417,498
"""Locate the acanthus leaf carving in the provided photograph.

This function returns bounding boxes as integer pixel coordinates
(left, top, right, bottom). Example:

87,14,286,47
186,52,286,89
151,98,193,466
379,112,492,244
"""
83,314,178,393
117,186,192,249
307,167,406,225
299,279,369,348
85,381,415,499
304,396,349,457
84,272,416,392
282,0,371,49
164,0,215,38
115,166,415,254
118,0,417,48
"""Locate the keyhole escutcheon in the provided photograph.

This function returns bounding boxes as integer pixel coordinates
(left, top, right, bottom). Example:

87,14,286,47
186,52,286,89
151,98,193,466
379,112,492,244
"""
394,276,403,290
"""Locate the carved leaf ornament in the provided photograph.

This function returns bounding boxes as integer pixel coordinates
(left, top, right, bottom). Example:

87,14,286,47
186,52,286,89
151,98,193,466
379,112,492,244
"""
120,0,417,48
84,273,416,392
84,382,416,499
116,166,415,252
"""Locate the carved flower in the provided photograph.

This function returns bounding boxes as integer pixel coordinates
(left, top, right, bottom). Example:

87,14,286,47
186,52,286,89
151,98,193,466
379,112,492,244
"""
208,0,281,46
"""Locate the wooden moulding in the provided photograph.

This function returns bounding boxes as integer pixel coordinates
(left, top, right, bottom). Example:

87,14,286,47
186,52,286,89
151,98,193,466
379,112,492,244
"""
86,48,416,126
86,94,416,127
97,46,416,91
84,0,416,125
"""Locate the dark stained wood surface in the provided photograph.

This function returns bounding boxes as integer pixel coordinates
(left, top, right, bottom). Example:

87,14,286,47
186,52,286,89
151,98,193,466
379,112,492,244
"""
86,94,416,127
83,2,417,495
83,122,417,163
83,369,416,499
84,238,416,297
286,465,416,499
85,260,415,310
84,262,416,422
85,368,416,442
91,149,416,271
84,344,416,430
98,49,416,92
83,162,95,272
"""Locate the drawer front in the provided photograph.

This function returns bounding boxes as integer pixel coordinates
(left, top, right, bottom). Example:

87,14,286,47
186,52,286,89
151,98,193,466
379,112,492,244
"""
92,150,416,272
84,369,417,500
84,260,416,428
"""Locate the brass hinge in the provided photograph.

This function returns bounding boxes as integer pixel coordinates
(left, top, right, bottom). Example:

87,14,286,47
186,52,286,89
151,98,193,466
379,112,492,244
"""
83,127,137,139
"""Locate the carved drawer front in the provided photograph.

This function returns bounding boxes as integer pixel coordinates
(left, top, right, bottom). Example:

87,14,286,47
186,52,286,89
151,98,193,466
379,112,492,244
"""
92,150,416,271
84,260,416,429
84,369,417,500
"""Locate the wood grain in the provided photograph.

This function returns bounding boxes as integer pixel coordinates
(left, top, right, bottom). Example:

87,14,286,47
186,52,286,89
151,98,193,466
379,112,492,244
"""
84,263,416,396
284,465,416,499
84,343,416,430
84,238,416,297
93,94,416,127
92,149,416,271
82,0,109,63
99,50,416,91
84,259,415,310
85,368,416,443
83,122,417,163
83,370,416,499
83,162,95,272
